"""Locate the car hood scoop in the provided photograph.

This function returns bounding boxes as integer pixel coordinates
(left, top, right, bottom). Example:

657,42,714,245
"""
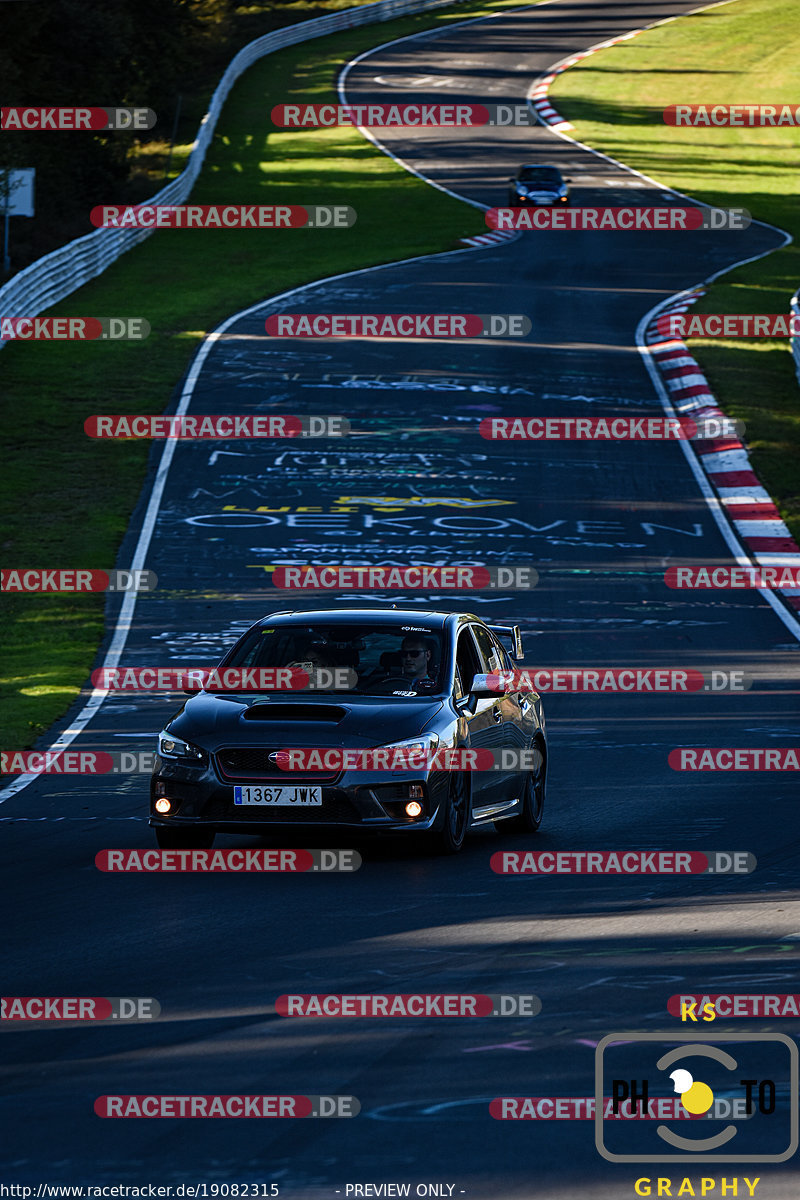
242,703,347,724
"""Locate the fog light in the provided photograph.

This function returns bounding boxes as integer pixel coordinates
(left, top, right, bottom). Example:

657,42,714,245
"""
155,798,172,814
405,800,423,818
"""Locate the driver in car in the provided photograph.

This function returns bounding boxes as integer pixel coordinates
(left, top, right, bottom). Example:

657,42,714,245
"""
399,637,434,683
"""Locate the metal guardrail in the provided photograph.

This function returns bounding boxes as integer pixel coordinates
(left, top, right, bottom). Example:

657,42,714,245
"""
791,289,800,384
0,0,467,348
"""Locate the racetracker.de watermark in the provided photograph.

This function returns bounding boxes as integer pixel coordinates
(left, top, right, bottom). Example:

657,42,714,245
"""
1,569,156,593
668,995,800,1019
665,566,800,589
479,416,742,440
270,102,537,127
276,993,541,1017
265,313,530,338
272,748,540,771
94,1095,359,1118
2,997,159,1020
657,313,800,338
492,851,756,874
486,207,750,231
90,205,356,229
491,1097,749,1120
89,666,357,691
479,668,751,692
0,317,149,340
268,565,538,590
669,748,800,770
84,415,348,438
95,849,360,873
0,751,156,775
664,104,800,126
1,106,156,130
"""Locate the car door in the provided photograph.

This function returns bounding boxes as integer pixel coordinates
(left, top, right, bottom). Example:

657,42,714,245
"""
454,624,508,816
470,624,520,806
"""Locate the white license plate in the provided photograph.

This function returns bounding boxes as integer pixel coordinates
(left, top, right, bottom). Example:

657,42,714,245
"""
234,785,322,806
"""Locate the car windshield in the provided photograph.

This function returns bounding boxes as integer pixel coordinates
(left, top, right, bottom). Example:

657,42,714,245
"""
223,623,446,696
518,168,561,183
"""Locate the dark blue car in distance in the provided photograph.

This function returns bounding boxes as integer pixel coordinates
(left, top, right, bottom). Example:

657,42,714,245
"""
150,607,547,854
507,164,571,206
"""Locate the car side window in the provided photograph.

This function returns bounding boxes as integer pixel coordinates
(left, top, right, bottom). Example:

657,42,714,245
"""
492,633,514,672
472,625,502,674
455,629,482,695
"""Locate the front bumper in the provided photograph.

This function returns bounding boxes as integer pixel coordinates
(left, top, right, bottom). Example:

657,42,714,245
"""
149,755,449,835
513,195,569,206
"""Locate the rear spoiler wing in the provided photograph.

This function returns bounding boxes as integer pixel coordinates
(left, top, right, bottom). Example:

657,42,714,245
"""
487,624,524,660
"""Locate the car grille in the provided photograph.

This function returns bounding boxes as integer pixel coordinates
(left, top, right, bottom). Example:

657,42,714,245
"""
202,794,362,824
215,747,340,783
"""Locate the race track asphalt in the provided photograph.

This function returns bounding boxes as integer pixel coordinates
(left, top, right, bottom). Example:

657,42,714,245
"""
2,1,799,1195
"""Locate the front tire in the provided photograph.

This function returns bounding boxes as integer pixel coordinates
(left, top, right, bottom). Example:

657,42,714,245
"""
430,771,470,854
497,741,545,834
155,825,215,849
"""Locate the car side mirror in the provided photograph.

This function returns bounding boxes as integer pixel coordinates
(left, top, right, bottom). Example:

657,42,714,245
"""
469,673,501,699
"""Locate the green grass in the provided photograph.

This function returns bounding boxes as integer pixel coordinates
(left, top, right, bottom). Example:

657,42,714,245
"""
550,0,800,541
0,0,531,753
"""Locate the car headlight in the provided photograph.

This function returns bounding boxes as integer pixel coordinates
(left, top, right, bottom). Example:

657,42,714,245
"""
158,729,205,761
380,733,440,754
375,733,441,772
558,186,568,197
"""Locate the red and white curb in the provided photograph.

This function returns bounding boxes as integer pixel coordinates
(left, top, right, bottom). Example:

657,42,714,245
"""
460,230,518,248
527,2,799,627
645,290,800,615
529,31,643,131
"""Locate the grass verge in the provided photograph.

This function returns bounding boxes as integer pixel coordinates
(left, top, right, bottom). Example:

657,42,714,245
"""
0,0,530,752
549,0,800,542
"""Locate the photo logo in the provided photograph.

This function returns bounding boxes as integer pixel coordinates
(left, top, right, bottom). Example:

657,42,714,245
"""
668,1067,714,1115
596,1032,798,1162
